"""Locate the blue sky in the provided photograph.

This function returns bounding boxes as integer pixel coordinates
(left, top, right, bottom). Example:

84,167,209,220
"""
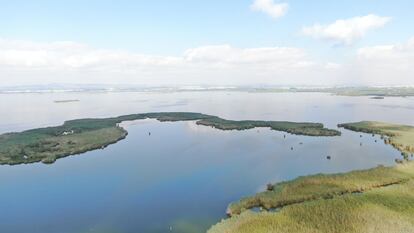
1,0,414,86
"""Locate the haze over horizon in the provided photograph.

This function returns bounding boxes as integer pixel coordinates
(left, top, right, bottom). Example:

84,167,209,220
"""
2,0,414,87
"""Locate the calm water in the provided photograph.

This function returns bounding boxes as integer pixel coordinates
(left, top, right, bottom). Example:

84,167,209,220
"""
0,91,412,233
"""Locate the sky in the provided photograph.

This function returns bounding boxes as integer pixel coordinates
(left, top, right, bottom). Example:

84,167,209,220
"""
1,0,414,87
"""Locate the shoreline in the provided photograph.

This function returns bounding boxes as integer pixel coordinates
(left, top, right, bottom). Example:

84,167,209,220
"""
0,112,339,165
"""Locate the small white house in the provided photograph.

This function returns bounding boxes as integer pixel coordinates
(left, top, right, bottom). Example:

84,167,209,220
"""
62,130,74,135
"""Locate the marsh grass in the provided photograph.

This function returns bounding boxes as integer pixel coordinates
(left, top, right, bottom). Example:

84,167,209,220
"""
210,182,414,233
210,163,414,233
227,163,414,216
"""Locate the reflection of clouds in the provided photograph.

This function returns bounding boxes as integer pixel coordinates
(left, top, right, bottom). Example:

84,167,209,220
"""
126,99,149,103
378,104,414,110
321,130,398,171
151,99,189,108
153,102,187,108
184,121,218,134
339,103,356,108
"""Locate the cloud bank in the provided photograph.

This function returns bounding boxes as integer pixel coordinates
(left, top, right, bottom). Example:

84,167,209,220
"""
0,38,337,86
355,37,414,85
302,14,391,45
0,37,413,87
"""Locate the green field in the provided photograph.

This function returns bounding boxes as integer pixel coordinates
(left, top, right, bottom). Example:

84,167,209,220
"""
209,121,414,233
0,112,339,165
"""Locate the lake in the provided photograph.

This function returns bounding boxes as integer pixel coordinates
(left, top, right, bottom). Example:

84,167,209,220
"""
0,91,412,233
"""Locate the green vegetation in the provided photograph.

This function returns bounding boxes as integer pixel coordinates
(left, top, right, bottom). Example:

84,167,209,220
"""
209,121,414,233
0,122,128,165
209,162,414,233
226,165,412,216
210,180,414,233
338,121,414,160
196,117,339,136
0,112,338,165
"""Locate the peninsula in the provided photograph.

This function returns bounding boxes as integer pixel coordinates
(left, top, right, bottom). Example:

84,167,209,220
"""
209,121,414,233
0,112,340,165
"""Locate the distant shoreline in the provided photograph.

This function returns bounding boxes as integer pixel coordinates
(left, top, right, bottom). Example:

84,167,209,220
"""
1,86,414,97
54,99,80,103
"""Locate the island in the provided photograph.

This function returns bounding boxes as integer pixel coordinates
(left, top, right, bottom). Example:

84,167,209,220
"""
0,112,340,165
209,121,414,233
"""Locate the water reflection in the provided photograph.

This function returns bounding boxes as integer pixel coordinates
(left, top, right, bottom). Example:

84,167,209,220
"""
0,92,411,233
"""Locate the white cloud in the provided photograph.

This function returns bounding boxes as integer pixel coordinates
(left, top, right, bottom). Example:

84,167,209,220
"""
354,37,414,85
0,39,310,70
302,14,391,45
4,37,414,87
250,0,288,19
0,38,340,86
184,45,307,67
324,62,341,70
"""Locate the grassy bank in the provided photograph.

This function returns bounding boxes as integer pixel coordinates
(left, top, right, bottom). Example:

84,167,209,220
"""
338,121,414,159
226,164,413,216
210,178,414,233
209,162,414,233
0,112,339,165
